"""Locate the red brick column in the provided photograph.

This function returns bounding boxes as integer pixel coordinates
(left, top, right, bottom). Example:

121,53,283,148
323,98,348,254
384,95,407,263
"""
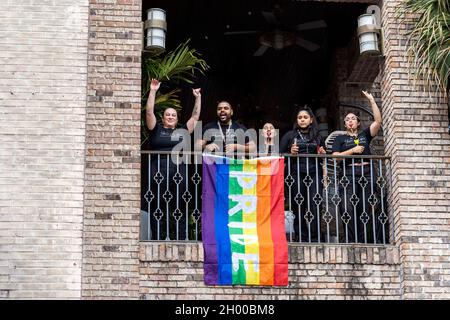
82,0,142,299
381,0,450,299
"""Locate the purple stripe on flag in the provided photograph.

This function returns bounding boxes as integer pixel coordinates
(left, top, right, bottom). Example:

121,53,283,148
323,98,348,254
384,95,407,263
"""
202,159,218,285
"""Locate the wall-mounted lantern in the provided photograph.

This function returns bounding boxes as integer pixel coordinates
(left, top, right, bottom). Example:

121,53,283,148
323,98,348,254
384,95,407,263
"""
357,5,382,55
144,8,167,53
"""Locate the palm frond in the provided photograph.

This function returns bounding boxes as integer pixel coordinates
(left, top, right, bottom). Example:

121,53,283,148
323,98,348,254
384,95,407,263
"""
398,0,450,93
157,40,209,84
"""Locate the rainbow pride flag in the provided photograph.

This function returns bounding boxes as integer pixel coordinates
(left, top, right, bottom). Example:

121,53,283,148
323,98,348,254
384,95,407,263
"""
202,155,288,286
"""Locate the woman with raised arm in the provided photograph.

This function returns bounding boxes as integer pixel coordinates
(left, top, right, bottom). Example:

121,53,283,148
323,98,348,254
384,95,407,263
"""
145,79,202,241
146,79,201,139
331,90,382,243
280,106,326,243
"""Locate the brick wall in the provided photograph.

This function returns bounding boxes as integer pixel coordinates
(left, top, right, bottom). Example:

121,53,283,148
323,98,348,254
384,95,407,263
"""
82,0,142,299
380,0,450,299
2,0,448,300
0,0,89,299
140,243,401,299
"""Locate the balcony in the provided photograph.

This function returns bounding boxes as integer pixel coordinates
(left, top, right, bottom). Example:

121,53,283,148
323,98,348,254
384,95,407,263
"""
141,151,391,245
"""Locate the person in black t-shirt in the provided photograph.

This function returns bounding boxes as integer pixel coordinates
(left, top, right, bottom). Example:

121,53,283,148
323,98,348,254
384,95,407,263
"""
331,90,382,244
280,106,326,242
146,79,201,145
144,79,202,240
197,101,257,155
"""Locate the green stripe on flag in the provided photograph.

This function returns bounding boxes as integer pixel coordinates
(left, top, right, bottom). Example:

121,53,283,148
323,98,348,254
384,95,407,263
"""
228,159,246,284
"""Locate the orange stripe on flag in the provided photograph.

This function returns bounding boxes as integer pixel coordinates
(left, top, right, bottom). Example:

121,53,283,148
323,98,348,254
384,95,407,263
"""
257,159,274,285
270,158,288,285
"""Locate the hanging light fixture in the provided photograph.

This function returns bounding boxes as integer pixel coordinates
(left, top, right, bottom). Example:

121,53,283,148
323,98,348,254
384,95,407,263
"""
357,6,382,55
357,14,380,54
144,8,167,53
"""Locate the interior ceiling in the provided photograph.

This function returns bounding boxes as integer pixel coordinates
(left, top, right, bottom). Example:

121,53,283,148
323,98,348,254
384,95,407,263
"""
143,0,368,131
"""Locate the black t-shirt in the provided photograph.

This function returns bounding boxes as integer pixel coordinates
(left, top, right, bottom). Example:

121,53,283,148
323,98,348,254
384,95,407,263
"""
148,123,188,152
202,121,251,151
280,129,325,172
331,127,374,162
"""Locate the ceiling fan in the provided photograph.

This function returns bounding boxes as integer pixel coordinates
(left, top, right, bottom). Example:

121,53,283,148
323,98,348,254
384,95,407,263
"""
224,8,327,56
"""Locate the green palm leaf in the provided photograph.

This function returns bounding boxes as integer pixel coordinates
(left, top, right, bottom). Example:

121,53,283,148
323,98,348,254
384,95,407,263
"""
398,0,450,93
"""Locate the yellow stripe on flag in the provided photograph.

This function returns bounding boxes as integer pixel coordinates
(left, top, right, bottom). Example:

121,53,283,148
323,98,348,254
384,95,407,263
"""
242,159,259,285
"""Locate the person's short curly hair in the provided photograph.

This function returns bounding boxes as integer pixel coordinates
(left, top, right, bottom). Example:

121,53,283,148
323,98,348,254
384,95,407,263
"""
216,100,233,110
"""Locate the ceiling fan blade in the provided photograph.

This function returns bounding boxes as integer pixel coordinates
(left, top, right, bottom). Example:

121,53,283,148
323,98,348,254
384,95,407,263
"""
293,20,327,31
261,11,277,25
224,30,261,36
295,37,320,51
254,45,269,56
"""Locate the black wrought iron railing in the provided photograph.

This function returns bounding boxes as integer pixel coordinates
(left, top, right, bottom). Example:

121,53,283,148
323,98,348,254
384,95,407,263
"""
141,151,391,245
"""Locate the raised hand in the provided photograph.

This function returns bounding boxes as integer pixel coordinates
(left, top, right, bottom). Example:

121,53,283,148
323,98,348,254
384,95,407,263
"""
192,88,201,98
150,79,161,92
362,90,374,102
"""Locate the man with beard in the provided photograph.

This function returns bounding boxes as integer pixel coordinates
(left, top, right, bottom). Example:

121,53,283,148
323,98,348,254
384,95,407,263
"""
198,101,257,155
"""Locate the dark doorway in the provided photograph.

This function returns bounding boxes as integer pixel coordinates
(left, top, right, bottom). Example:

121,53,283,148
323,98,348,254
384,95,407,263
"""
142,0,368,133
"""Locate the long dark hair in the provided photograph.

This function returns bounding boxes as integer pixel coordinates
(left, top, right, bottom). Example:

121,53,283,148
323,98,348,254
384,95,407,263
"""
293,105,321,142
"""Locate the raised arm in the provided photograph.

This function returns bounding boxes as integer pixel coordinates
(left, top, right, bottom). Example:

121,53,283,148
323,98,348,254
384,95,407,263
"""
362,90,382,137
186,88,201,134
145,79,160,130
